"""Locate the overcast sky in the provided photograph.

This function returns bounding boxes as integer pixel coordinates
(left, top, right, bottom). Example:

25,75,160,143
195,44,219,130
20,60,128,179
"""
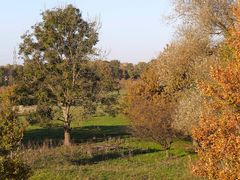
0,0,175,65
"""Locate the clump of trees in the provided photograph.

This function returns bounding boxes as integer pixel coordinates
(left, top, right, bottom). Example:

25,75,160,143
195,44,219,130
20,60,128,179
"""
0,86,31,179
124,1,240,176
109,60,148,80
124,25,215,144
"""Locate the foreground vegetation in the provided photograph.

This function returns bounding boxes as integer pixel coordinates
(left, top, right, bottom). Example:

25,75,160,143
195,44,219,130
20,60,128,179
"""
22,115,199,180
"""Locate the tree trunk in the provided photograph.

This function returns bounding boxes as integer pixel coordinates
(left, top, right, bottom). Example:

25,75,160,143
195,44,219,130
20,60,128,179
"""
165,141,172,159
64,124,71,146
165,149,170,159
62,106,71,146
192,139,199,148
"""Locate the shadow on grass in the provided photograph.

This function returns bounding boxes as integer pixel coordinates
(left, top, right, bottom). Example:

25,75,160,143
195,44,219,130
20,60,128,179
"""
22,125,130,146
184,148,197,156
71,148,160,165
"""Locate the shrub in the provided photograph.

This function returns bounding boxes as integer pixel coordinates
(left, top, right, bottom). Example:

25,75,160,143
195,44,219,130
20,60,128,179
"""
192,62,240,179
0,86,31,179
124,64,175,152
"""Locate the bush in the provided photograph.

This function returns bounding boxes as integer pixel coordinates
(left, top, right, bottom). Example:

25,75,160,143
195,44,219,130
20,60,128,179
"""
0,86,31,179
124,64,175,151
26,104,53,126
192,62,240,178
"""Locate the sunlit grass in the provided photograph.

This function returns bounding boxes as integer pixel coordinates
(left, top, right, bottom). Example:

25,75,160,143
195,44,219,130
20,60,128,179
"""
22,114,200,180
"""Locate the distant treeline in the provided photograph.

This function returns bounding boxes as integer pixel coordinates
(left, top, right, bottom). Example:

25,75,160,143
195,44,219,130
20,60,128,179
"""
0,60,148,87
108,60,148,80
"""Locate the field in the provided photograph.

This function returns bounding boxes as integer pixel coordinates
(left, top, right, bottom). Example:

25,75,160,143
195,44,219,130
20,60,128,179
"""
22,115,200,180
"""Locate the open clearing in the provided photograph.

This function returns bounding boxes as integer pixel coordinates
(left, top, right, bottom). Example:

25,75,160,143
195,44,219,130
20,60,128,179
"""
22,115,200,180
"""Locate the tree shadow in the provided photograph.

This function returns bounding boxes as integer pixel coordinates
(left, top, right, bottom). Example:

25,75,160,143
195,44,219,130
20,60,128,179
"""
71,148,160,165
22,125,130,146
184,148,196,156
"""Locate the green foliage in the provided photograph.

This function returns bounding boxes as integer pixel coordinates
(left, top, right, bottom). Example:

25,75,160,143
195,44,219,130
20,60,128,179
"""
91,60,120,117
18,5,119,145
108,60,148,80
26,104,54,126
0,86,31,179
109,60,121,79
19,4,99,109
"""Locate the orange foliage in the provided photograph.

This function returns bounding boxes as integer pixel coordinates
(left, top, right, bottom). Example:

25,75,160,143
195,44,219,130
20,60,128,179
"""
192,4,240,179
124,64,174,150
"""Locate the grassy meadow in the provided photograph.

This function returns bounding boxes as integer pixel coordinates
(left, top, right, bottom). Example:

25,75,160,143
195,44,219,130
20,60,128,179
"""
21,115,200,180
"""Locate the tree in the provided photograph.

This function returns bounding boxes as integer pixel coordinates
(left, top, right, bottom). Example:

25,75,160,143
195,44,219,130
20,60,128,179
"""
124,24,217,150
173,89,204,137
161,0,237,139
19,5,101,146
192,5,240,178
0,86,31,179
173,0,236,35
109,60,121,79
193,61,240,179
124,63,175,153
125,63,135,79
134,62,148,79
91,60,120,116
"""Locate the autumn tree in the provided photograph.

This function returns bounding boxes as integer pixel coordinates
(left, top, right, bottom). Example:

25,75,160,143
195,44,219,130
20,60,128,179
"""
0,86,31,179
170,26,222,137
124,24,218,151
173,0,236,35
19,5,102,146
164,0,234,137
193,61,240,179
124,62,175,153
192,5,240,179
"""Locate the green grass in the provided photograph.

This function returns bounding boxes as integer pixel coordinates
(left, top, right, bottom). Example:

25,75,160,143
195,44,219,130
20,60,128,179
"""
22,114,201,180
24,114,128,130
23,114,130,145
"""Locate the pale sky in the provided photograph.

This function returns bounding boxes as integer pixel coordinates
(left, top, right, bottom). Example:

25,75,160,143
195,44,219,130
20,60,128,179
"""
0,0,175,65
